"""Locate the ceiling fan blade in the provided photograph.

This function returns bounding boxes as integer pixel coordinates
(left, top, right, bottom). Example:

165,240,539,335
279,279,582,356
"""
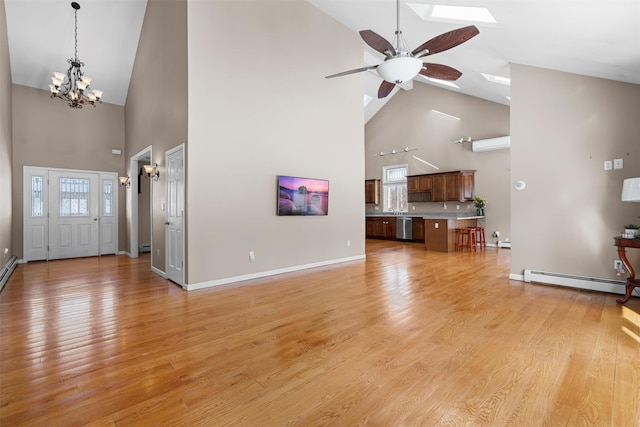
378,81,396,98
325,65,378,79
419,63,463,80
360,30,396,57
411,25,479,58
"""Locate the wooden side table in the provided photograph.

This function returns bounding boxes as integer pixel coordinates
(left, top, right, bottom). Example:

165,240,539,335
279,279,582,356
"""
613,237,640,304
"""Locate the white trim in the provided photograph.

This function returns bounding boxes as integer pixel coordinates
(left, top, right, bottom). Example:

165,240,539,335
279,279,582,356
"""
128,145,153,259
18,259,27,264
184,255,366,291
151,266,166,278
509,273,524,281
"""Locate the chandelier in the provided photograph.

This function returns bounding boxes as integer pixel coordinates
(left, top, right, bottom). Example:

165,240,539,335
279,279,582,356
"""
49,2,102,109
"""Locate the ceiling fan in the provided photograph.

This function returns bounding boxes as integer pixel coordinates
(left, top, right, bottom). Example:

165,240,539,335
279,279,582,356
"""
325,0,479,99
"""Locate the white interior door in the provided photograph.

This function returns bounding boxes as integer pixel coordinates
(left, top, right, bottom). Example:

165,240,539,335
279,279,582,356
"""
48,171,99,260
166,145,185,285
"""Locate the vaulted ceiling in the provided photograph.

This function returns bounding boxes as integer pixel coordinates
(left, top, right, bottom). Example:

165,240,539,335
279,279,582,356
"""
5,0,640,121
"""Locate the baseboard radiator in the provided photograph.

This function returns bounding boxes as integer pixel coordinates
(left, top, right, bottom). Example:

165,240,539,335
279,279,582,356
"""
139,245,151,253
0,256,18,292
523,269,635,297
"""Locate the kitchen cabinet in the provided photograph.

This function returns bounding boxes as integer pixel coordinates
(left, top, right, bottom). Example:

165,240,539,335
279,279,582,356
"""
408,175,434,202
412,219,425,243
365,179,380,204
432,171,475,202
365,216,396,239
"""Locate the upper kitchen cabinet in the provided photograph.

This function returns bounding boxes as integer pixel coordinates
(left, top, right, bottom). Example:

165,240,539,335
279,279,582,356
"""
408,175,433,202
410,171,475,203
436,171,475,202
365,179,380,204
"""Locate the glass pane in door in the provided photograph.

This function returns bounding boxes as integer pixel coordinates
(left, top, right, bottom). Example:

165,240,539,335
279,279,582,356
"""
59,178,90,217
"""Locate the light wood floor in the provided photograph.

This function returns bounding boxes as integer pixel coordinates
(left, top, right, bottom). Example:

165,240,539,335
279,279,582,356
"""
1,240,638,426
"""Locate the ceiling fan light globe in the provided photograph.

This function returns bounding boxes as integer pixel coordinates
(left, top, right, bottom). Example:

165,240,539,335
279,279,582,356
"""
377,57,422,84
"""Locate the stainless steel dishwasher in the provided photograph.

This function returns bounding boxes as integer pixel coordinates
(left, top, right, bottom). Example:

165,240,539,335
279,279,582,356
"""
396,216,413,241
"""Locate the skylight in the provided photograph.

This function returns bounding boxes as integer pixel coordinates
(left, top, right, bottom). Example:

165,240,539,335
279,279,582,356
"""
421,76,460,89
431,109,460,120
408,4,496,25
481,73,511,86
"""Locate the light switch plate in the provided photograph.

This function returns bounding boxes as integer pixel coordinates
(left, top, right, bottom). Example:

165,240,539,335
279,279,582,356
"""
614,158,623,169
604,160,612,171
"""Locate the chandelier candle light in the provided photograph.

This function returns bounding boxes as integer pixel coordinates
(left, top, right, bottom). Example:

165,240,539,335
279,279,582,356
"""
49,2,102,108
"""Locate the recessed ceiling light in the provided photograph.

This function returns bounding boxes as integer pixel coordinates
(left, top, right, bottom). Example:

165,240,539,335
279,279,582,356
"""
408,4,496,25
482,73,511,86
422,76,460,89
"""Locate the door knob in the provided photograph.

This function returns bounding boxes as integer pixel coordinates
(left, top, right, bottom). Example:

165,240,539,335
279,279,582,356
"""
165,221,170,225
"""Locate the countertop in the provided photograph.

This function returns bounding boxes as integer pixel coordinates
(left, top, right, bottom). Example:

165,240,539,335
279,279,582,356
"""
366,213,485,220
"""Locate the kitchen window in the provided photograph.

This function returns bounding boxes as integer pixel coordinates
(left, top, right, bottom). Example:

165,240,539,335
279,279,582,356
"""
382,164,408,213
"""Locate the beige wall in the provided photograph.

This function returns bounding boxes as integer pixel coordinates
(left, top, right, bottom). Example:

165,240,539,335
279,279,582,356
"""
125,0,188,273
11,85,126,259
511,64,640,280
365,83,511,245
0,0,12,265
186,0,365,285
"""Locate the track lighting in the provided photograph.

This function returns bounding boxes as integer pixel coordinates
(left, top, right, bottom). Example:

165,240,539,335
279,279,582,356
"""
373,147,418,157
455,137,473,144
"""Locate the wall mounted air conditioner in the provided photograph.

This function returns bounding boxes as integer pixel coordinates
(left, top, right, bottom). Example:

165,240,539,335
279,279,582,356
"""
472,136,510,152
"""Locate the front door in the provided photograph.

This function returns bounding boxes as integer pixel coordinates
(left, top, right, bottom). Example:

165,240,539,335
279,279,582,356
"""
165,145,185,285
23,167,119,262
48,170,100,260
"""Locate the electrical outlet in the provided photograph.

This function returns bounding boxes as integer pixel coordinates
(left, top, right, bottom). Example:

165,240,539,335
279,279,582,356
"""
249,251,255,262
3,248,8,258
493,231,500,238
443,203,447,209
614,260,623,270
604,160,612,171
347,240,351,247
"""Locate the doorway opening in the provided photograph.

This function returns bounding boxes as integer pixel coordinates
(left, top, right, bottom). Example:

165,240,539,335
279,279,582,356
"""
128,146,153,265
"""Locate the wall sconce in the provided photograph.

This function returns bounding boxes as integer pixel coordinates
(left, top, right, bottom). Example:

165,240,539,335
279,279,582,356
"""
143,163,160,181
119,176,131,189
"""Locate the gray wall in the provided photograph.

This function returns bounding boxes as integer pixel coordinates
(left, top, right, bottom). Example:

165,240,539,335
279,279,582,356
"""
125,0,188,274
511,64,640,280
0,0,12,265
186,0,365,285
365,83,511,245
11,85,126,259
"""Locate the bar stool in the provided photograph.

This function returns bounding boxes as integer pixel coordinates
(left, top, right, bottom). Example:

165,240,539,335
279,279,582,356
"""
468,226,486,249
456,228,476,251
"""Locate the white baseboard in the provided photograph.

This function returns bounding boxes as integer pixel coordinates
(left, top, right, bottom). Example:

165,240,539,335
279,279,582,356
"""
151,266,166,278
509,273,524,281
185,255,366,291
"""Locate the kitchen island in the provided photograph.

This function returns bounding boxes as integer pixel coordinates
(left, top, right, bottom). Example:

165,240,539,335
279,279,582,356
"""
365,213,485,252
